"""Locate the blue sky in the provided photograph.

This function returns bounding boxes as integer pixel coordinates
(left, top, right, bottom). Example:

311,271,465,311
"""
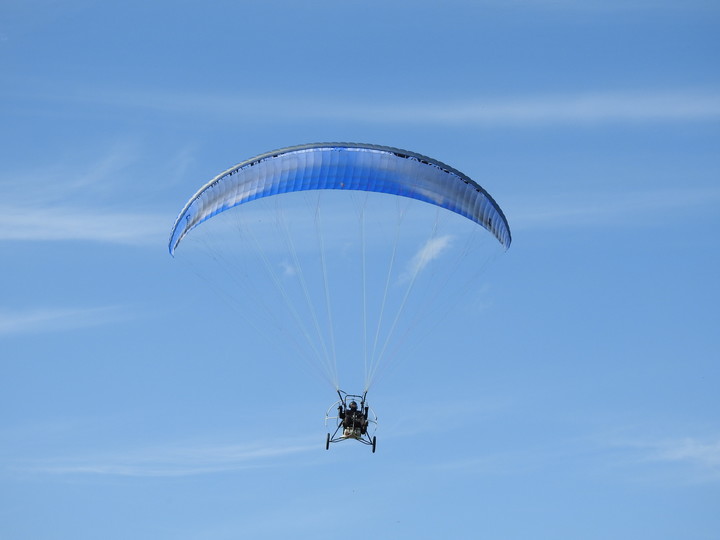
2,1,719,539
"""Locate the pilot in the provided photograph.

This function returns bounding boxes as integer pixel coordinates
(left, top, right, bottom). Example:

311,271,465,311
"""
339,401,367,435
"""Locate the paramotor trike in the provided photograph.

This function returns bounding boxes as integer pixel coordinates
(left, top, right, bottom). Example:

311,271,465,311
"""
325,390,377,453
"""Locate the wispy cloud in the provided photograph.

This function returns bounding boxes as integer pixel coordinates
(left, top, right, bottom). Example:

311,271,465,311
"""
0,306,129,336
585,430,720,484
431,422,720,484
648,438,720,468
618,436,720,481
280,261,298,277
22,439,318,477
3,141,141,201
0,204,167,245
398,235,453,284
1,143,171,246
385,92,720,125
13,88,720,126
478,0,720,13
508,186,720,230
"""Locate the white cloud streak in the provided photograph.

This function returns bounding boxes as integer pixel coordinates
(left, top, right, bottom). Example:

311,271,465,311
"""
23,439,318,477
383,93,720,125
0,204,168,245
0,306,128,336
459,0,719,10
637,437,720,470
597,434,720,484
1,143,171,246
508,186,720,230
17,88,720,126
400,235,453,283
427,417,720,484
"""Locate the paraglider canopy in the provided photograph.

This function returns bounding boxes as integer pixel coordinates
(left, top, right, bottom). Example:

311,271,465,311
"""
169,143,511,255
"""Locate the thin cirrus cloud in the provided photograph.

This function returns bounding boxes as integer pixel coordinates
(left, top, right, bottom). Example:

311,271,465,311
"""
603,434,720,483
186,91,718,125
399,235,453,284
1,143,172,246
640,437,720,470
344,92,720,125
0,306,128,336
0,204,168,245
433,434,720,483
26,87,720,126
22,439,319,477
167,91,716,124
507,186,720,231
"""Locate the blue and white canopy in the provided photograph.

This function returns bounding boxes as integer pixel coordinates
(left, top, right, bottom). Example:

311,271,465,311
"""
169,143,511,255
